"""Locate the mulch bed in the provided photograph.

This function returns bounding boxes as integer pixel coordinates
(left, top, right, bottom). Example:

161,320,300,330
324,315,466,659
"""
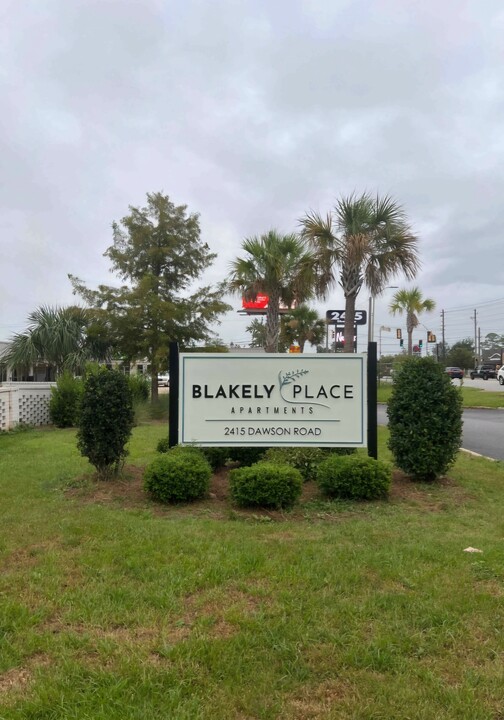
65,465,467,522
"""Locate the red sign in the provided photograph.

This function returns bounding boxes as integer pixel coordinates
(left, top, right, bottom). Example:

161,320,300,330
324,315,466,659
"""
242,294,269,310
242,296,297,312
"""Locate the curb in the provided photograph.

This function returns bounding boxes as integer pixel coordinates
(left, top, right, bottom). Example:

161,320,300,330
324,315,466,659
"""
460,448,500,462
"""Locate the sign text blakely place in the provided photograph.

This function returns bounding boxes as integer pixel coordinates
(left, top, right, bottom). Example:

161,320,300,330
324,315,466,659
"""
180,354,367,447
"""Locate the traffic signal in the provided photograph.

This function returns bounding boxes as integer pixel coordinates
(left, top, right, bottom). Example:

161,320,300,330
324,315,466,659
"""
427,331,436,343
419,339,423,348
396,328,402,340
399,339,404,348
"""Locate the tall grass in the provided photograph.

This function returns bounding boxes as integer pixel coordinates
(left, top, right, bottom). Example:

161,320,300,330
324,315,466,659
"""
133,394,169,424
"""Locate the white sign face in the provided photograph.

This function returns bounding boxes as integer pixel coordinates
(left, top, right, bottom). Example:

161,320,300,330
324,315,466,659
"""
180,353,367,447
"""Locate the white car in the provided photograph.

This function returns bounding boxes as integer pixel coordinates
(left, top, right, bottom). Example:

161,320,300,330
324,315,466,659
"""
498,367,504,386
157,373,170,387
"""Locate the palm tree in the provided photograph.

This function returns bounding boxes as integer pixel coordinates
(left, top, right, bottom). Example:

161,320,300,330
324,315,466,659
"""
3,305,111,377
389,287,436,355
228,231,315,352
245,318,268,349
300,193,420,352
281,305,325,353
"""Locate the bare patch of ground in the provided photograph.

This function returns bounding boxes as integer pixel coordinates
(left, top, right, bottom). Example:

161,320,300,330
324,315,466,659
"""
0,653,51,700
279,678,357,719
388,470,471,510
39,584,266,661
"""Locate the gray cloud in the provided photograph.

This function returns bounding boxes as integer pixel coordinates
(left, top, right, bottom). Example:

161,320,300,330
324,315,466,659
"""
1,0,503,347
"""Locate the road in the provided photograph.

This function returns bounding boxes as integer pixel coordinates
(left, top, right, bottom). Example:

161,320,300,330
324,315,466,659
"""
382,377,504,393
377,405,504,461
458,377,504,392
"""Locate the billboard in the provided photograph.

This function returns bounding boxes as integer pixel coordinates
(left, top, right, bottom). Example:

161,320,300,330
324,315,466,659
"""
242,294,269,310
242,295,297,313
179,353,367,447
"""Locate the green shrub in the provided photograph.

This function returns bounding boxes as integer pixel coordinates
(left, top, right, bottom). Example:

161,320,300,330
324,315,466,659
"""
317,454,391,500
134,395,169,424
128,374,150,403
156,437,170,453
49,372,83,428
144,448,211,503
227,447,268,466
264,447,328,481
155,441,228,470
325,447,357,457
77,368,134,479
387,357,463,481
201,447,230,471
229,462,303,509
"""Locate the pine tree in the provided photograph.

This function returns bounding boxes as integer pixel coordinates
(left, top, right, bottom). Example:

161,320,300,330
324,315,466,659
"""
70,192,230,400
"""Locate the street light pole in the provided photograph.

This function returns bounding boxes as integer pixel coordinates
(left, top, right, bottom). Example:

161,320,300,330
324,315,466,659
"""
379,326,391,358
369,286,398,347
418,322,430,356
368,296,374,343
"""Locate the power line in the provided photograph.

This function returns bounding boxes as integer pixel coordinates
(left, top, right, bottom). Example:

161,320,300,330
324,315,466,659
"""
444,297,504,313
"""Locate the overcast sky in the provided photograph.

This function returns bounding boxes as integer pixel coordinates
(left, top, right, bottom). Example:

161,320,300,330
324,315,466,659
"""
1,0,503,354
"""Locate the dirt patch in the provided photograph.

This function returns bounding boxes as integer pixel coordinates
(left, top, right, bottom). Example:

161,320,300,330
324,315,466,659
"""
65,465,467,522
40,589,259,654
279,678,356,719
0,667,32,696
0,653,51,698
1,540,62,573
389,470,471,510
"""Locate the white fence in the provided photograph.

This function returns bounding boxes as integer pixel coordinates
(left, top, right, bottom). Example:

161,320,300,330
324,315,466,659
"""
0,383,55,432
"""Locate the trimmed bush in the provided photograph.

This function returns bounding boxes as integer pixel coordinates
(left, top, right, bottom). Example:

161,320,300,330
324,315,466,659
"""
144,448,211,503
229,462,302,509
227,447,268,466
77,367,134,479
156,437,170,453
317,455,391,500
387,357,463,481
156,441,228,470
49,372,83,428
264,447,328,482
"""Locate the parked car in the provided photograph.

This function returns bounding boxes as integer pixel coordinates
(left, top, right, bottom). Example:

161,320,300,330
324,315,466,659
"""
498,367,504,386
445,367,464,380
157,373,170,387
469,365,497,380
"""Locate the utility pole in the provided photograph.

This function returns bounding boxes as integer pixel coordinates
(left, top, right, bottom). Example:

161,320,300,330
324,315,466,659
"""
478,326,481,362
441,309,446,360
471,309,477,364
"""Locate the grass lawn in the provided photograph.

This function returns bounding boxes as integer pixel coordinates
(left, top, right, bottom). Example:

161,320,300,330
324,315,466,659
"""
1,423,504,718
378,382,504,408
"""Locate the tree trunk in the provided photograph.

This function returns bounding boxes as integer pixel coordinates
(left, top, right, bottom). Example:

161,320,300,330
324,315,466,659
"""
407,312,414,356
265,289,280,353
151,363,158,402
344,294,356,353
